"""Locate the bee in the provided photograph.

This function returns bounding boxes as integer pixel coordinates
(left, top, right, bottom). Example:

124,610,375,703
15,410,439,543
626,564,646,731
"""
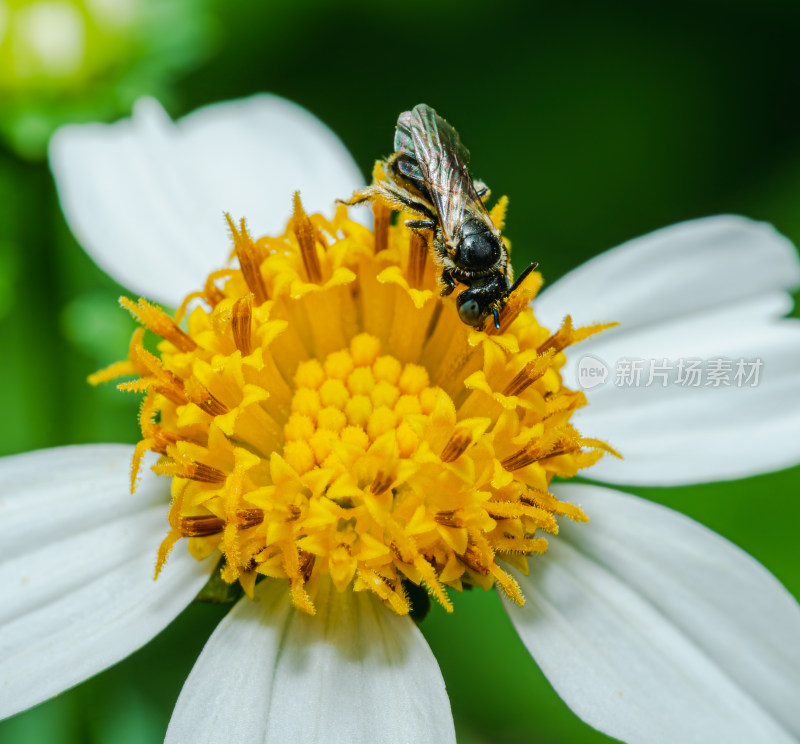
344,103,536,329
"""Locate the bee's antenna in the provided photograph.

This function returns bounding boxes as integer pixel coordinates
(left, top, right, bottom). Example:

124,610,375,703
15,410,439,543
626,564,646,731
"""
493,307,501,330
509,262,539,295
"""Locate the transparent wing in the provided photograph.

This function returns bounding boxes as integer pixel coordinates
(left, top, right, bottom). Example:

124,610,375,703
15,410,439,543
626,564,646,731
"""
394,104,496,248
395,104,470,167
395,104,469,245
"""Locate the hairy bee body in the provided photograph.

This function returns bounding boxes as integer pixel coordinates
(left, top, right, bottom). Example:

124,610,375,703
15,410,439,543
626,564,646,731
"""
344,104,533,329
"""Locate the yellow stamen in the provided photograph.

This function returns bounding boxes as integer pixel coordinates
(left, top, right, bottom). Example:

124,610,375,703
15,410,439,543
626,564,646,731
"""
407,231,429,290
372,202,391,254
120,297,197,352
232,293,254,355
503,350,555,397
292,192,322,284
100,197,617,616
226,214,268,304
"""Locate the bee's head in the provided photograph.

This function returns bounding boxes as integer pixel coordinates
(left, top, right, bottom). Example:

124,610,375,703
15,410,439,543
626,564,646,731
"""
456,287,501,329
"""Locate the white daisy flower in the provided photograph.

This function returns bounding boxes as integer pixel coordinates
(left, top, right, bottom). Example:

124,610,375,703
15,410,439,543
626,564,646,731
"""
1,96,799,744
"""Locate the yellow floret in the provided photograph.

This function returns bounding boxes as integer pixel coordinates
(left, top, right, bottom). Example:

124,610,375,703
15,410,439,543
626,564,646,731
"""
108,197,616,617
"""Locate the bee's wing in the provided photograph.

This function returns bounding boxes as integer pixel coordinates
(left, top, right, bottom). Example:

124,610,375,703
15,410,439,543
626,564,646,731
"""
395,104,484,250
395,104,470,176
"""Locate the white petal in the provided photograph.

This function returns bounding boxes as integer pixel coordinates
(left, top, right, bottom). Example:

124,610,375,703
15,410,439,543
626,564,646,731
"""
535,216,800,333
49,95,365,307
0,444,214,719
166,579,456,744
534,216,800,484
504,483,800,744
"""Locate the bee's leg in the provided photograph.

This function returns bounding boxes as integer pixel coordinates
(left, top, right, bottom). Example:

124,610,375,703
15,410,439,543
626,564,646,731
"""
392,192,435,218
405,219,437,232
474,180,491,201
341,181,426,218
433,240,457,296
439,269,457,297
339,191,372,206
369,181,435,223
338,182,384,206
508,262,539,294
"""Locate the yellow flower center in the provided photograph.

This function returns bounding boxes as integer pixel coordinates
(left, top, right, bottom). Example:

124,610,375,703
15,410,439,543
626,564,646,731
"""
93,193,618,616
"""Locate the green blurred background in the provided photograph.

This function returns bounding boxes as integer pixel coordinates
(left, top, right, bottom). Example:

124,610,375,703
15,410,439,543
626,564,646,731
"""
1,1,799,742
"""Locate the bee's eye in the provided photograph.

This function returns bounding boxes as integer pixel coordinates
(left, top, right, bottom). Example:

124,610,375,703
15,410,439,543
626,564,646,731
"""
457,295,484,326
457,232,500,269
